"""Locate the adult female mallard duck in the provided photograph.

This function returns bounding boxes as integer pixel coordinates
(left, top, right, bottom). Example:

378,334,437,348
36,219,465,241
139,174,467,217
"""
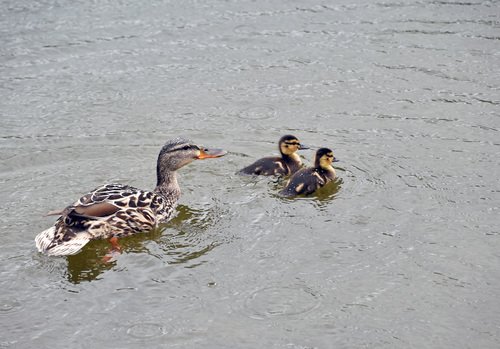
35,138,227,256
280,147,338,197
238,135,309,176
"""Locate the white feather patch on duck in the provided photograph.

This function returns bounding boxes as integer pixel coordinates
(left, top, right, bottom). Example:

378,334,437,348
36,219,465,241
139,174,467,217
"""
35,227,92,256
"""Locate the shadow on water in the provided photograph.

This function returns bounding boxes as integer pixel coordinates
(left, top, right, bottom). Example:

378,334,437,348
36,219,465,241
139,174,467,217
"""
65,204,218,284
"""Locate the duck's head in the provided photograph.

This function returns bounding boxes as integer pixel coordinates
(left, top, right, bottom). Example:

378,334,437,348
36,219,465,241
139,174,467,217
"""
157,138,227,179
315,147,339,169
278,134,309,157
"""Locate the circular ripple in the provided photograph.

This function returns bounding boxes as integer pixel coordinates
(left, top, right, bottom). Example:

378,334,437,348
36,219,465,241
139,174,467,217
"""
238,105,277,120
244,286,321,320
0,299,23,315
126,323,166,339
233,24,257,34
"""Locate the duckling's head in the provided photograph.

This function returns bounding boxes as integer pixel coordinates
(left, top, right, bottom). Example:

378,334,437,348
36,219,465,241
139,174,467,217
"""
278,135,308,157
315,147,338,169
156,138,226,184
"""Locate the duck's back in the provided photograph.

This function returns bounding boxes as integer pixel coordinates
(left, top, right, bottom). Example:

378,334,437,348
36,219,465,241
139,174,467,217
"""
69,183,175,227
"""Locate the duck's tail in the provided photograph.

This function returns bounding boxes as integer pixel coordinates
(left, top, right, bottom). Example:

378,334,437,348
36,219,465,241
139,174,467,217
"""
35,227,92,256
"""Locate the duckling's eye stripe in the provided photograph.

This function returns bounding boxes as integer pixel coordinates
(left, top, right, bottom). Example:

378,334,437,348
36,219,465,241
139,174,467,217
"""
285,141,300,145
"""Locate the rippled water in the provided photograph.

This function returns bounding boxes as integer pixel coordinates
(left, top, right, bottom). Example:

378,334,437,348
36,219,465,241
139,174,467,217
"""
1,0,499,348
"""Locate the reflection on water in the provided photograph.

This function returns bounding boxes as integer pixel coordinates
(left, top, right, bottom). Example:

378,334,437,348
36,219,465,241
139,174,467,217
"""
66,204,218,284
311,177,343,202
66,241,118,283
63,170,338,283
271,172,344,203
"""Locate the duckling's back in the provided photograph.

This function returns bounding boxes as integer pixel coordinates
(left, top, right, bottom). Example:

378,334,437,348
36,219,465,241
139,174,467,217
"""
280,168,322,197
238,156,290,176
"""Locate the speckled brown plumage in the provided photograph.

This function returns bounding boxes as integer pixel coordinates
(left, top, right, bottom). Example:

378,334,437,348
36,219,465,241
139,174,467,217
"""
35,138,226,256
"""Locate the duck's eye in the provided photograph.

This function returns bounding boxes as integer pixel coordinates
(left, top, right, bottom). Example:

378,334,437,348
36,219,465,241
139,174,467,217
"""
181,145,191,151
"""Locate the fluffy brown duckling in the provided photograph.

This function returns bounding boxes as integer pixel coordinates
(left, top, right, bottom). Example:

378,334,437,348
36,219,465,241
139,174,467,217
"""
238,135,309,176
35,138,227,256
280,147,338,197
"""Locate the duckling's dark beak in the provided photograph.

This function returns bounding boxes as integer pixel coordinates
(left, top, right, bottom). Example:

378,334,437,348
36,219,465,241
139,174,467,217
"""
298,144,310,150
196,147,227,159
333,158,340,162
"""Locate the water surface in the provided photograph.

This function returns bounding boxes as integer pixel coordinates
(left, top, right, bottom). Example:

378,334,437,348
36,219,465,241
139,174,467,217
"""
1,0,499,348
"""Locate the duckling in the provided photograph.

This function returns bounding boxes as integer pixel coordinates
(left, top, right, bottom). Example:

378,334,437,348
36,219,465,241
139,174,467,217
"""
35,138,227,256
238,135,309,176
280,147,338,197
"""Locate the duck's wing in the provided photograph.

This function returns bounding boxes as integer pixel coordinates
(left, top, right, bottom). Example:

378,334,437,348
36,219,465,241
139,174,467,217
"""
45,183,142,217
73,183,145,208
62,183,163,228
68,183,158,212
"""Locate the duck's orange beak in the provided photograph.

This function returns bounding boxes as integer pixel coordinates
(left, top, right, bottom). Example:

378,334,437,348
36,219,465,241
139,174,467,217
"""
196,148,227,159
